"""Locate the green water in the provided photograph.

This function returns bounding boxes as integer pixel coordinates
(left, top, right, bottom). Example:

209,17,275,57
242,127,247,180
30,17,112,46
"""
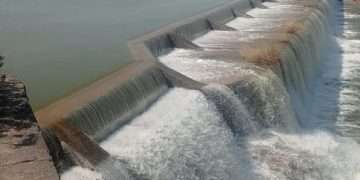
0,0,231,109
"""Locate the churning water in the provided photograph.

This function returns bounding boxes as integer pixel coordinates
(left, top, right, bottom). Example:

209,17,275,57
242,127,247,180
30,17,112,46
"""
62,0,360,179
61,166,103,180
101,88,256,180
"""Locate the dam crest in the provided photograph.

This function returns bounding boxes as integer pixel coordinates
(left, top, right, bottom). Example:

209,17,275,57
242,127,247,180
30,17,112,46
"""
34,0,360,179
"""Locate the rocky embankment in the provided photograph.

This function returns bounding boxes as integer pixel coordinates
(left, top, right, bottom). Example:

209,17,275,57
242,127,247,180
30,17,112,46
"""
0,74,59,180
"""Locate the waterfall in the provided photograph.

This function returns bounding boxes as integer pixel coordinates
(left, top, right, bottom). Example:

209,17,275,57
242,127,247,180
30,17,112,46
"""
230,68,299,132
66,68,169,141
60,0,360,179
310,0,360,140
100,88,258,180
201,84,257,135
159,49,298,132
278,6,333,125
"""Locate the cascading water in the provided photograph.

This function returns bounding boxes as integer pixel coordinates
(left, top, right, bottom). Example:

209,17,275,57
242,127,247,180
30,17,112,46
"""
201,84,257,135
310,0,360,139
66,68,169,141
61,0,360,179
101,88,258,180
229,68,299,132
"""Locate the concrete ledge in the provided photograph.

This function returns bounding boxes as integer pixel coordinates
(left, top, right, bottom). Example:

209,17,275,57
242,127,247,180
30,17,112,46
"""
36,61,161,129
0,75,59,180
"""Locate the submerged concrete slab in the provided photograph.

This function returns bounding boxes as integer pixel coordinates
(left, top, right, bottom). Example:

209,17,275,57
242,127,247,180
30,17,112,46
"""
0,75,59,180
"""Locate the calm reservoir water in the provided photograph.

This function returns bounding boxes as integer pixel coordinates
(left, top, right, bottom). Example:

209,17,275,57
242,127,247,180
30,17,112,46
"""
0,0,230,109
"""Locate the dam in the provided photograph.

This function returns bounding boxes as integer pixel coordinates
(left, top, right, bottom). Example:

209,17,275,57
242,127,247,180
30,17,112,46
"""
10,0,359,179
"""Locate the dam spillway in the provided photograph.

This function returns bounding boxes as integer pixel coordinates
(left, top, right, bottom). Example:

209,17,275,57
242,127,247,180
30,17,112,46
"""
33,0,360,179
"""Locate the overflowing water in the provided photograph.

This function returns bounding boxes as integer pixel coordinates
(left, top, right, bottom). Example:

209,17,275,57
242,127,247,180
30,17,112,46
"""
101,88,257,180
310,1,360,140
159,49,246,84
201,84,257,135
61,0,360,180
67,68,169,141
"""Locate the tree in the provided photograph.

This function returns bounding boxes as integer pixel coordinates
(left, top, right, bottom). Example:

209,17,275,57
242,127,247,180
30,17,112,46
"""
0,55,3,68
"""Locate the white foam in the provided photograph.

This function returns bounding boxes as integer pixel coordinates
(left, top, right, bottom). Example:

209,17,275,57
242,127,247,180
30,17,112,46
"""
159,49,251,84
246,130,360,180
101,88,257,180
61,167,103,180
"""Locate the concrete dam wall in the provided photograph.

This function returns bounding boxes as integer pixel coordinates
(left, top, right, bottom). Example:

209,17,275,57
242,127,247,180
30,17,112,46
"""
33,0,360,179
